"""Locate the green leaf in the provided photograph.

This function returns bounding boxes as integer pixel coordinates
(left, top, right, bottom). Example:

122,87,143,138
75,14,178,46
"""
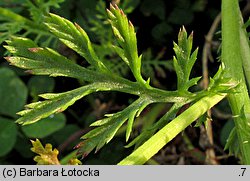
16,83,105,125
208,64,238,93
0,67,27,117
3,3,225,162
44,13,108,72
76,97,152,157
21,113,66,138
0,117,18,157
107,4,146,85
4,37,98,81
173,27,199,91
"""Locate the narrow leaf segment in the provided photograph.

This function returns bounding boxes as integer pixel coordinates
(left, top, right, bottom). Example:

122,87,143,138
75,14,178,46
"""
107,4,147,86
44,13,108,72
16,83,105,125
173,27,200,92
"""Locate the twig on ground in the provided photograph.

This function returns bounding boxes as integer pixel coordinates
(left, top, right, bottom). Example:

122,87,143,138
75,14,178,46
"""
202,13,221,165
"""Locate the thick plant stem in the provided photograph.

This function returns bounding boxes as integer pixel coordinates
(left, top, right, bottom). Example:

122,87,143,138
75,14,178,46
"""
222,0,250,164
118,94,226,165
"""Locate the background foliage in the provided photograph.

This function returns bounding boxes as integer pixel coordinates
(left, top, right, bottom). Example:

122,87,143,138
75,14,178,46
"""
0,0,243,164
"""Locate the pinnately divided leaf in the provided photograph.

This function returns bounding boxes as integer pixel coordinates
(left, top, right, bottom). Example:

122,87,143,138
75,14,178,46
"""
16,83,109,125
44,13,108,72
4,37,103,82
4,4,231,161
76,97,152,157
107,4,147,85
173,26,200,91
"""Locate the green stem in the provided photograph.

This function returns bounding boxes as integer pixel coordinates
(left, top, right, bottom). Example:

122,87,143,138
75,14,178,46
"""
240,22,250,88
221,0,250,164
97,73,196,104
118,93,226,165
